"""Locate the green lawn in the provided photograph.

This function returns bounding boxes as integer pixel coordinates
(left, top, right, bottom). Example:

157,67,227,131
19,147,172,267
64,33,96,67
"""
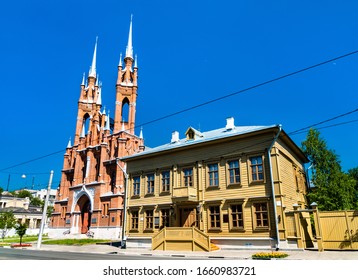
0,235,48,246
1,235,47,243
0,235,111,246
42,239,111,246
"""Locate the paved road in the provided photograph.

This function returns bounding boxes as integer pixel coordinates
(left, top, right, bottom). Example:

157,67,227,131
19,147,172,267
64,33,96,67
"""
0,247,198,260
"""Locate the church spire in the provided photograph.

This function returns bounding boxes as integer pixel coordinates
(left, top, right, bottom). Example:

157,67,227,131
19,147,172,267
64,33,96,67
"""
125,15,133,59
81,72,85,85
89,37,98,78
114,15,138,134
118,53,123,67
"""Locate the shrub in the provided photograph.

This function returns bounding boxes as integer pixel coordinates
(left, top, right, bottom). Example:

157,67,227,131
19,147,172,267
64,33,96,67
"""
252,252,288,259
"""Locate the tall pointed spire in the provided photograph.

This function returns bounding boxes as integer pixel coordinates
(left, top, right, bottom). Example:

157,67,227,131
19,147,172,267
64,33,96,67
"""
134,54,138,68
105,111,110,131
80,123,85,138
125,15,133,59
118,53,123,67
89,36,98,77
81,72,85,85
95,74,99,87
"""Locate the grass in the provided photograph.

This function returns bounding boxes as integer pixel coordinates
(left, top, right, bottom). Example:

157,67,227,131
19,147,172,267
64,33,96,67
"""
0,235,111,247
0,235,49,246
42,238,111,246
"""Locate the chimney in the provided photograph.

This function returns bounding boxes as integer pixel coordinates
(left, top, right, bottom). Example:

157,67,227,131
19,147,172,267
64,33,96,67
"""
171,131,179,143
226,117,235,130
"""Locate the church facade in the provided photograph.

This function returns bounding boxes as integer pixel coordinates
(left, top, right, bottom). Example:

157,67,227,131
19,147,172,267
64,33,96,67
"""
50,18,144,239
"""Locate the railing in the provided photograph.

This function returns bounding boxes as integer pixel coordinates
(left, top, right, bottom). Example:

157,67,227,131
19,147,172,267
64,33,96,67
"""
152,227,210,251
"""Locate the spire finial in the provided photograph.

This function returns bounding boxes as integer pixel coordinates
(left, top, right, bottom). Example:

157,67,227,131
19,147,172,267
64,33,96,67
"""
95,73,99,86
81,72,85,85
67,137,72,148
118,52,123,67
139,126,143,139
89,36,98,77
105,110,110,131
125,16,133,59
80,124,85,138
134,54,138,68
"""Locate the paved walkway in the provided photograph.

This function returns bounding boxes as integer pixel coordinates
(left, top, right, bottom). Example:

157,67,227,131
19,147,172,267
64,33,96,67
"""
36,244,358,260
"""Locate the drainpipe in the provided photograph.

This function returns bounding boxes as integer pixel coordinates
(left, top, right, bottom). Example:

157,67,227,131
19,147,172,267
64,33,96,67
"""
267,125,282,250
116,159,128,249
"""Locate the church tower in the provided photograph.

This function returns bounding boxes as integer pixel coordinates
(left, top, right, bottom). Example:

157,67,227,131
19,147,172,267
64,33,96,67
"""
114,15,138,135
50,18,144,240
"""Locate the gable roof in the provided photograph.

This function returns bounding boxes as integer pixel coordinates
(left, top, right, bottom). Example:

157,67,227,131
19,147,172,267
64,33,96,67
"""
121,124,279,160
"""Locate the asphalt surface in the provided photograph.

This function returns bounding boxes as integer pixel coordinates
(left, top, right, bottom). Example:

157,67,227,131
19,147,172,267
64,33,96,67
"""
13,244,358,260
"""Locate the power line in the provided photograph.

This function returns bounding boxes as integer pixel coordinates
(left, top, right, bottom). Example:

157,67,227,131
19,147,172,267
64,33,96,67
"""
135,50,358,129
289,108,358,135
2,109,356,175
0,149,64,172
289,119,358,135
1,50,358,173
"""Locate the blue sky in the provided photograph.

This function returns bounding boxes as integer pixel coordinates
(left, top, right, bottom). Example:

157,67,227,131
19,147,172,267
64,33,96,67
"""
1,0,357,191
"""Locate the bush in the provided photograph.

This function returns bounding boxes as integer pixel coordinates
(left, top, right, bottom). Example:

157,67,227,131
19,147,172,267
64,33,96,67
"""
252,252,288,259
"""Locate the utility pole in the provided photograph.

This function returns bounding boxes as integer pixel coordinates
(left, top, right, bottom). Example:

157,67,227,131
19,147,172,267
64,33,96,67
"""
6,174,10,191
36,170,54,250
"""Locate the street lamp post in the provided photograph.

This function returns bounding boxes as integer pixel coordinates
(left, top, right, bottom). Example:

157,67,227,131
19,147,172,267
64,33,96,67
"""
36,170,54,250
116,159,128,249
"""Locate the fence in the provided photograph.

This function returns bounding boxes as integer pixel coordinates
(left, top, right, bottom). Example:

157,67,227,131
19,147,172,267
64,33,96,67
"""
284,204,358,251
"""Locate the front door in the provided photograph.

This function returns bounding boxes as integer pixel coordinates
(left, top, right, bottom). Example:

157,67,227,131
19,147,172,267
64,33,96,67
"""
81,200,91,234
180,207,197,227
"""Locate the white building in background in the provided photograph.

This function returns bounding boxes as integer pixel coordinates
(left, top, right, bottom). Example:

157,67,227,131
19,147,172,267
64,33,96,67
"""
0,191,54,238
23,188,57,207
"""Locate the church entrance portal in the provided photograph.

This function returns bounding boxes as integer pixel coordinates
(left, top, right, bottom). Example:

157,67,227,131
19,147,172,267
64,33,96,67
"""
77,195,91,234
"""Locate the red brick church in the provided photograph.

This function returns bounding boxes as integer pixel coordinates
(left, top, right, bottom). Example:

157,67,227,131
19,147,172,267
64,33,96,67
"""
50,18,144,239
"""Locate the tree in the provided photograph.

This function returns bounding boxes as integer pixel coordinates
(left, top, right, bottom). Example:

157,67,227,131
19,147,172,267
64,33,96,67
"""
16,190,44,207
0,187,3,195
15,223,27,245
302,128,357,210
348,167,358,205
30,197,43,207
0,211,17,241
16,190,33,198
47,205,54,218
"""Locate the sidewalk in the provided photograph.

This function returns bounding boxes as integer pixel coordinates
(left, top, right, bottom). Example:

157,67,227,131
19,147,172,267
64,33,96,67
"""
36,244,358,260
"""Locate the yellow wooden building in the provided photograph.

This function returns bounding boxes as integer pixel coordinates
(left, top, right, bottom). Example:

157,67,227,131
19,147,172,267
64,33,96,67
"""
121,117,309,251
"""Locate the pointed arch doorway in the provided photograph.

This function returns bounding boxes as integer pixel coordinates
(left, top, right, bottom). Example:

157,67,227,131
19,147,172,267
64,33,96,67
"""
77,195,92,234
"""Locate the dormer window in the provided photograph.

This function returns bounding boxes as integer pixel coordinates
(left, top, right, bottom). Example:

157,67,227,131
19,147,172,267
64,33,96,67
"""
185,127,203,141
187,129,195,140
